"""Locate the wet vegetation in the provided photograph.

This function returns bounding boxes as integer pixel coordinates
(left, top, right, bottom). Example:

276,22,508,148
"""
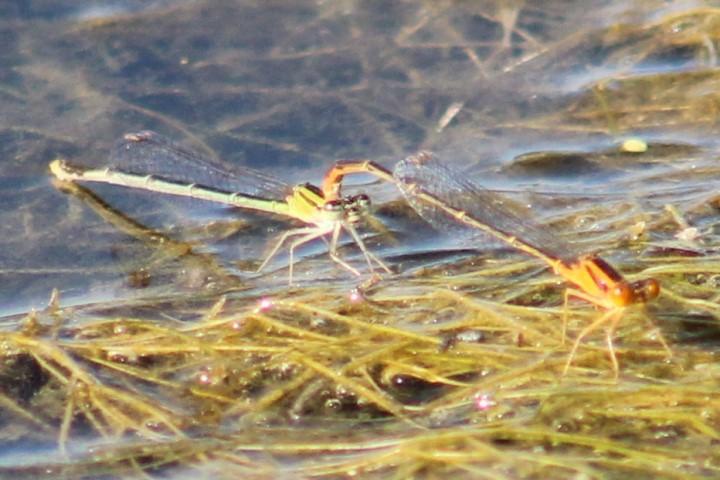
1,1,720,478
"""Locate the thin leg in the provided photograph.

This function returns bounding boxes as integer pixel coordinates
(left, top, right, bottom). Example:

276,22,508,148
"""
327,221,342,257
287,227,335,285
257,226,322,286
562,289,571,346
294,224,360,279
343,222,392,274
325,222,362,277
562,287,611,346
642,315,673,359
365,248,392,274
257,227,317,273
563,308,624,376
605,311,624,380
327,252,361,277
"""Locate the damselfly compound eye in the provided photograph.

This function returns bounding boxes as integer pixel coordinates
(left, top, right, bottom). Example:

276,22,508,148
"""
323,199,344,213
353,193,371,209
635,278,660,302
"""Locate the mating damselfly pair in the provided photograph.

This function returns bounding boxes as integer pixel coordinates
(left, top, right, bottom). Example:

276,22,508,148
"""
49,131,669,376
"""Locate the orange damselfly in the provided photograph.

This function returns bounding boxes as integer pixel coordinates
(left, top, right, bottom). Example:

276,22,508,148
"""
323,151,670,377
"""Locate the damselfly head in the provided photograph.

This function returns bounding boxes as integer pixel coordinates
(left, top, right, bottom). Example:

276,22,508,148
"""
631,278,660,303
351,193,371,209
344,194,371,223
607,277,660,307
322,198,346,221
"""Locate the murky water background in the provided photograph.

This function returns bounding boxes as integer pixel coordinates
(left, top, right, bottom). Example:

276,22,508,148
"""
1,1,720,477
3,0,720,313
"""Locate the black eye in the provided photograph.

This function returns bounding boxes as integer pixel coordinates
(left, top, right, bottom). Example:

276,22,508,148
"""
323,200,344,212
353,194,371,208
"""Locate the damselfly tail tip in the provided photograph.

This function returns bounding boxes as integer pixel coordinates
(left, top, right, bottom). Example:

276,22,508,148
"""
48,158,75,181
48,158,64,175
123,131,154,143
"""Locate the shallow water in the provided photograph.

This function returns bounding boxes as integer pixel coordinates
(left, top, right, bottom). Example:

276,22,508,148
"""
2,0,718,313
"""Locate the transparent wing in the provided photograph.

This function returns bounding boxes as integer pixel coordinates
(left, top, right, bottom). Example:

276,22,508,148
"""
393,152,581,263
108,131,291,201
